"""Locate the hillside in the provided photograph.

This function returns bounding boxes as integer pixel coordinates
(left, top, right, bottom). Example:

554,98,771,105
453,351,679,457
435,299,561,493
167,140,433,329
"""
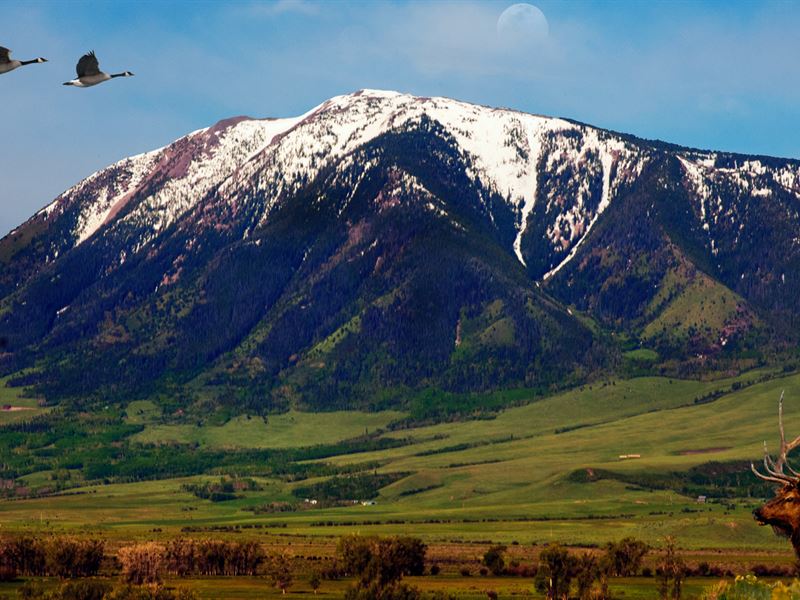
0,90,799,410
0,369,795,554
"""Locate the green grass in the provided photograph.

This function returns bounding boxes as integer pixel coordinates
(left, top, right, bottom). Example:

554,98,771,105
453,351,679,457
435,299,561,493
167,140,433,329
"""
0,368,796,557
0,375,46,425
643,270,751,343
0,575,744,600
623,348,659,362
306,315,362,359
130,409,405,449
124,400,163,425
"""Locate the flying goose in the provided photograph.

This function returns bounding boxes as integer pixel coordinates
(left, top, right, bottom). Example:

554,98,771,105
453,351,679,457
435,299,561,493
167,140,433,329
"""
0,46,47,75
63,51,133,87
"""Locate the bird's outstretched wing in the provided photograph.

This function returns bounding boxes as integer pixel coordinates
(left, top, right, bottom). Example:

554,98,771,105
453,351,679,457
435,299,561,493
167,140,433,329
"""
76,51,100,77
0,47,11,64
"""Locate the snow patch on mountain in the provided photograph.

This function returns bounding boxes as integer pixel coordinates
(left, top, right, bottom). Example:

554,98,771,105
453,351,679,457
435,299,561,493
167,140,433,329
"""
23,89,800,287
69,150,163,244
541,129,643,279
221,90,643,273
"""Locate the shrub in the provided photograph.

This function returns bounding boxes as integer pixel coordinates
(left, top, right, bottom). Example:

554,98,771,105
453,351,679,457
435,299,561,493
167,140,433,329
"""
16,580,194,600
344,581,421,600
482,545,506,576
429,564,440,576
49,580,111,600
105,585,199,600
700,575,774,600
309,571,322,594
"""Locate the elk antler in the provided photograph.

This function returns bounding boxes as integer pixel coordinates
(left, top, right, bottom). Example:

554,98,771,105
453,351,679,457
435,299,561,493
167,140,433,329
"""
752,392,800,485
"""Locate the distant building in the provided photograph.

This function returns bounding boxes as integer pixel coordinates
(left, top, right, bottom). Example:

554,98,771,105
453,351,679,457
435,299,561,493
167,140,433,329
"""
618,454,641,460
696,495,707,504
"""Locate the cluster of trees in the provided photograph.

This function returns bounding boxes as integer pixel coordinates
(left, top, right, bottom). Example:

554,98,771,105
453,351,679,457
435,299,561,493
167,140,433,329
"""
533,537,650,600
292,472,406,503
120,539,266,583
0,537,104,581
568,461,775,500
0,406,408,495
0,536,270,586
1,533,698,600
337,535,427,600
531,536,691,600
180,477,261,502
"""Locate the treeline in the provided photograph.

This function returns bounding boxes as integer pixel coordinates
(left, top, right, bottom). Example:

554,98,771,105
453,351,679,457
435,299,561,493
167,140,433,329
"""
292,472,408,503
0,537,104,580
1,532,777,600
568,460,775,499
0,406,409,494
180,477,262,502
121,539,264,580
0,537,265,583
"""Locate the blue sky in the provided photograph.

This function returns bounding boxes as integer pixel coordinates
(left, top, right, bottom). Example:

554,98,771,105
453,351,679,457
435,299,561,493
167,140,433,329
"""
2,0,800,236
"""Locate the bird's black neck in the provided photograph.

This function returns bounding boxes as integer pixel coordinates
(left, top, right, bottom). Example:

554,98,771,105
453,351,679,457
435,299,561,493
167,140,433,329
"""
20,59,41,66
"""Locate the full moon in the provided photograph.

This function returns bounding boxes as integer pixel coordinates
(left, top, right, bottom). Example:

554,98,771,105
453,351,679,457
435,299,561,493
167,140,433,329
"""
497,3,549,44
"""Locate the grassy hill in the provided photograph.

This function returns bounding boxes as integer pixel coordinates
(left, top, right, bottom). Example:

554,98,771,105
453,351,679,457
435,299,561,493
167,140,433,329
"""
0,367,797,555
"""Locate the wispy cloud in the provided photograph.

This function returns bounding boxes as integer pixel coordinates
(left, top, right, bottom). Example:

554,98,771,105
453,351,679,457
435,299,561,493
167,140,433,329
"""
247,0,320,18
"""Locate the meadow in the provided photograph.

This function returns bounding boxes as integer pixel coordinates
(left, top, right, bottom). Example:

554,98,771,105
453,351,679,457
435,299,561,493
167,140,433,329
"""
0,574,735,600
2,368,799,597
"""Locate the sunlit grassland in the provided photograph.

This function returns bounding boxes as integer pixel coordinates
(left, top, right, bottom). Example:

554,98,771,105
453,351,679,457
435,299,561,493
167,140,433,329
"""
0,369,796,556
0,375,46,424
130,408,404,448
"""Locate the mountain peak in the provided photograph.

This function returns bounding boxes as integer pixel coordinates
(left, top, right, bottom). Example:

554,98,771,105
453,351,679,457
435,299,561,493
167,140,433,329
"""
7,90,799,279
2,91,800,406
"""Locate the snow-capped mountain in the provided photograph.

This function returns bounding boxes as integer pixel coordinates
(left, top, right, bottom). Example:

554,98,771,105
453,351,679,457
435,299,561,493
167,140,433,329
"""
1,90,799,406
7,90,647,280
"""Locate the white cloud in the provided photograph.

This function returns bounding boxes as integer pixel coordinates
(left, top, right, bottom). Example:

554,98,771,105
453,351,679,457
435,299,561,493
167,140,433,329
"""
247,0,320,17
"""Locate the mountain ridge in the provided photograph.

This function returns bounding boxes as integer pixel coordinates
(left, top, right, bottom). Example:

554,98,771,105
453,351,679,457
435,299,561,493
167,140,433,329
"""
1,90,798,409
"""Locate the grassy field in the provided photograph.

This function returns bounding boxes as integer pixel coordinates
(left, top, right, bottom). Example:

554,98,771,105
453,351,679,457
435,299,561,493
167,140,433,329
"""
1,362,797,600
0,376,45,425
130,407,404,449
0,575,742,600
0,368,795,553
